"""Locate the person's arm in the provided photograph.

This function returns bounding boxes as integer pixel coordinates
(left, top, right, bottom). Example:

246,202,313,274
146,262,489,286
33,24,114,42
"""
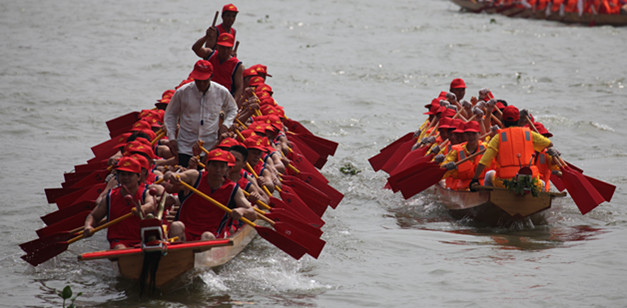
220,89,239,135
192,27,217,59
231,63,244,101
231,188,257,222
84,194,109,237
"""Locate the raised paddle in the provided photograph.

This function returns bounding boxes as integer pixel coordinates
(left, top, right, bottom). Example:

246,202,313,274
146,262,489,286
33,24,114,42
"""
177,179,309,260
211,11,219,27
22,210,135,266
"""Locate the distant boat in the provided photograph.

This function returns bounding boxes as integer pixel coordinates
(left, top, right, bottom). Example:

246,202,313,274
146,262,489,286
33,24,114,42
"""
450,0,627,27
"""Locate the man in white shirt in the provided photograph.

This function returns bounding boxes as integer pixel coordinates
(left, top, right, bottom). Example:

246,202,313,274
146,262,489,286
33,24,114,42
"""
164,60,238,167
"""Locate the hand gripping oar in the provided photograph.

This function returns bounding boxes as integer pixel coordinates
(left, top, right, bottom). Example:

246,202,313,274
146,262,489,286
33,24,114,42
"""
21,210,136,266
176,179,311,259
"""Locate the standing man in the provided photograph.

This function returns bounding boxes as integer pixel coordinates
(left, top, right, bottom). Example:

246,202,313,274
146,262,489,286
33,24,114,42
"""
204,4,239,50
192,32,244,101
164,60,238,167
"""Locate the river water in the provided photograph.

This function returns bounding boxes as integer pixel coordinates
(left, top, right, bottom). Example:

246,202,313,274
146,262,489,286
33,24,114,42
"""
1,0,626,307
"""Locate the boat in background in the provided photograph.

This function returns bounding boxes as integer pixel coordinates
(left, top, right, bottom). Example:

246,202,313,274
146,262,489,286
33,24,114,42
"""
451,0,627,27
432,181,566,226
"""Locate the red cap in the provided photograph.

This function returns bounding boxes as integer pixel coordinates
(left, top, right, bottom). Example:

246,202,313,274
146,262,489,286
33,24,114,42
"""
464,121,481,133
496,101,506,110
206,148,236,166
424,98,440,109
250,122,268,134
534,122,553,137
216,33,235,47
190,60,213,80
217,137,242,149
250,64,272,78
139,129,157,142
131,120,152,132
244,135,270,152
115,156,141,174
255,84,273,95
249,76,265,86
240,129,256,139
124,140,155,159
222,3,238,13
502,105,520,122
450,78,466,89
438,91,448,99
129,153,150,170
243,67,258,78
452,119,465,133
424,104,441,115
438,117,453,129
442,108,457,118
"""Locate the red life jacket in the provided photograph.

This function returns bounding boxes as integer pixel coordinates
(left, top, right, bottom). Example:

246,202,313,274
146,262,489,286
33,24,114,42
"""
106,184,148,246
495,127,539,179
176,172,237,240
207,51,242,95
237,169,252,191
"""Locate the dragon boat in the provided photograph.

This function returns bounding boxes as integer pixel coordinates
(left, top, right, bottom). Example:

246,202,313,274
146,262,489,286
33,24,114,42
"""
432,181,567,226
451,0,627,27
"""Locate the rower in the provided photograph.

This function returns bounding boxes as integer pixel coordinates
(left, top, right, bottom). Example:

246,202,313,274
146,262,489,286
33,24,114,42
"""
469,105,558,191
83,156,157,249
164,148,256,241
192,32,244,101
441,121,488,190
449,78,466,102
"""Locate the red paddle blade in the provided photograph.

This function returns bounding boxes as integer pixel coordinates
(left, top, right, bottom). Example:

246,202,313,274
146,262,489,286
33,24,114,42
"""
254,225,307,260
287,152,328,184
266,208,323,237
388,147,430,177
398,166,447,200
21,242,70,266
289,140,321,166
582,174,615,202
41,200,95,226
290,133,338,157
106,111,139,136
275,192,326,227
283,173,344,208
369,132,415,171
561,166,605,215
380,139,416,174
283,118,314,136
550,172,566,192
281,181,330,216
56,183,106,209
270,197,325,228
36,210,91,238
44,187,77,204
19,232,75,254
272,222,325,259
387,160,435,192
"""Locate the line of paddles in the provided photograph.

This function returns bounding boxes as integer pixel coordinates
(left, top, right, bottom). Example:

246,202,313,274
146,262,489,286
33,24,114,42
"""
523,115,614,215
390,149,486,200
21,210,135,266
178,179,324,259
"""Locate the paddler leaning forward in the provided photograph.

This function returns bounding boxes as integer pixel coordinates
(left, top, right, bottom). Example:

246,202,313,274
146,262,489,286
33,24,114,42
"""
163,148,257,242
469,105,559,191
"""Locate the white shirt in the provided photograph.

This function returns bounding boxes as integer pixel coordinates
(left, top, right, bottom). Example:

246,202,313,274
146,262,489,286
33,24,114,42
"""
164,81,237,155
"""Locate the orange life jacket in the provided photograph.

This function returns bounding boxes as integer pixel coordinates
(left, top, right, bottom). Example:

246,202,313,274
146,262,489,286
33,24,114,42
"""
495,127,539,179
535,150,553,191
453,143,487,190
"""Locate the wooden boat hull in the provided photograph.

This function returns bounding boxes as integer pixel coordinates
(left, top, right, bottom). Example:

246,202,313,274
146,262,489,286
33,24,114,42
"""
450,0,627,27
79,223,257,289
433,181,566,226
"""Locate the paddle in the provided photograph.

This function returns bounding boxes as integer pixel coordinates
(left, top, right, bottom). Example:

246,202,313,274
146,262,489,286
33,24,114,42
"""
211,11,219,27
280,178,331,217
22,210,135,266
561,160,615,202
177,179,309,259
555,157,605,215
379,136,420,174
106,111,140,137
368,132,415,171
241,189,323,236
270,196,325,228
282,172,344,208
524,115,607,213
393,149,486,200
